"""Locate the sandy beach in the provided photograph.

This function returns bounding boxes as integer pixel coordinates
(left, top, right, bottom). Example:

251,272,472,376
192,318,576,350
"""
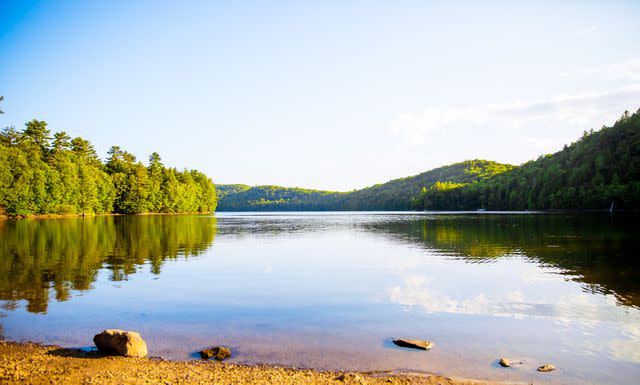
0,341,516,385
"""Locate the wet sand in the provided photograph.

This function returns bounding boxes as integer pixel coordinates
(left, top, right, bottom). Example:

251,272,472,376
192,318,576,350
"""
0,341,517,385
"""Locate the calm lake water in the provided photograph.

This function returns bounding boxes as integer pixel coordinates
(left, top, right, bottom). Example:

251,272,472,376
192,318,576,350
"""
1,212,639,384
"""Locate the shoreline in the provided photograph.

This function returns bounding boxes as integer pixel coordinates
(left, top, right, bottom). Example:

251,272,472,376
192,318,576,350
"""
0,211,214,220
2,209,637,221
0,341,518,385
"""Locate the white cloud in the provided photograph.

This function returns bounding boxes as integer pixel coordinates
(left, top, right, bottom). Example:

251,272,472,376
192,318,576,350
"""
388,85,640,159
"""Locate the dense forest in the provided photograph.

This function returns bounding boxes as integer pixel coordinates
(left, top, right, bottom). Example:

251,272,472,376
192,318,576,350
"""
338,160,513,210
217,160,512,211
415,109,640,211
0,119,217,216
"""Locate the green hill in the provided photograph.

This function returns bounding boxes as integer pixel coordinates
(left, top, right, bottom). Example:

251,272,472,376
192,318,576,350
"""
338,160,513,210
216,184,251,198
216,160,513,211
216,185,346,211
416,109,640,210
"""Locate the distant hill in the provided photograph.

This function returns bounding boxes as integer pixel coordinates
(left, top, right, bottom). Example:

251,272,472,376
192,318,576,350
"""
216,185,345,211
218,108,640,212
216,160,513,211
415,108,640,210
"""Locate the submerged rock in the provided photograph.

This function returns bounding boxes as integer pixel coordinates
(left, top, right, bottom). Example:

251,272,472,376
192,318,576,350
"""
93,329,148,358
537,364,556,372
392,339,433,350
499,358,511,367
498,358,524,367
199,346,231,360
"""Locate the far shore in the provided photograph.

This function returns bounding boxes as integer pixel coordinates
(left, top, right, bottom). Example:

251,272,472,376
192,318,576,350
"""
0,341,518,385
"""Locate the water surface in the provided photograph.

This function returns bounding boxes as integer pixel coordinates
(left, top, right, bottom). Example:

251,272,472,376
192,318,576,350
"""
1,212,639,384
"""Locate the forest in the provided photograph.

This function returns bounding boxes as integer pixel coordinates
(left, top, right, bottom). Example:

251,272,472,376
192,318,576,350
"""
414,109,640,210
0,119,217,216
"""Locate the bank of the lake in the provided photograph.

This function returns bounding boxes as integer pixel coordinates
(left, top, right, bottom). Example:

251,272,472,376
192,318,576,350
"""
0,341,514,385
0,211,219,220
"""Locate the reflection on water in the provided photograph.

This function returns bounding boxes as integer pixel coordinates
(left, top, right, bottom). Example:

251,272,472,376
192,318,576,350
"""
364,214,640,308
0,212,638,385
0,215,216,313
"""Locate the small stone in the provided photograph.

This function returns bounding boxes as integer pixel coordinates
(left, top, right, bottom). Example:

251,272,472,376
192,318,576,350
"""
392,339,433,350
93,329,148,358
499,358,511,367
199,346,231,360
537,364,556,372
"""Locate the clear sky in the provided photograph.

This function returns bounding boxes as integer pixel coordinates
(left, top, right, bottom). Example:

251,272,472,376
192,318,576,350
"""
1,1,639,191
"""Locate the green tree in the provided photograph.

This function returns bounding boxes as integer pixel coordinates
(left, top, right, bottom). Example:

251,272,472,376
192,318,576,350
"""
23,120,51,154
1,120,217,216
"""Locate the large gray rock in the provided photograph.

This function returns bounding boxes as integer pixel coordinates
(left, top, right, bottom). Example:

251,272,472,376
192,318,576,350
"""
93,329,148,358
392,339,433,350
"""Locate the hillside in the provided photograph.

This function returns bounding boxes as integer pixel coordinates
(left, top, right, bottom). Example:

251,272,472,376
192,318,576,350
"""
216,185,345,211
415,109,640,210
338,160,513,210
216,160,512,211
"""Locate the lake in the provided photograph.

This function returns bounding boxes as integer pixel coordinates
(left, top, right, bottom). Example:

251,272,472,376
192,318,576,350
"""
1,212,639,384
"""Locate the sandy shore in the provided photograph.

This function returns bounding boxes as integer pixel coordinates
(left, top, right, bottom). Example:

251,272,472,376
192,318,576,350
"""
0,341,516,385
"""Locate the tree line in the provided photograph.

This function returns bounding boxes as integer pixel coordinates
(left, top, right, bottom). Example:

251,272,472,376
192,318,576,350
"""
0,119,217,216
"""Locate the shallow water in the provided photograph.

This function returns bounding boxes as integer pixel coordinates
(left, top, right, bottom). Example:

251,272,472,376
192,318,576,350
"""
1,212,639,384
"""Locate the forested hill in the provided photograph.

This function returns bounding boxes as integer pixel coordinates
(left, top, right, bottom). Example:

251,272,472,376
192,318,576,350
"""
415,109,640,211
216,160,513,211
216,185,345,211
0,120,217,216
337,160,514,210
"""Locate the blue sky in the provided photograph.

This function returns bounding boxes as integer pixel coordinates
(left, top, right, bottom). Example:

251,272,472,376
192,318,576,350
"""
1,0,639,190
